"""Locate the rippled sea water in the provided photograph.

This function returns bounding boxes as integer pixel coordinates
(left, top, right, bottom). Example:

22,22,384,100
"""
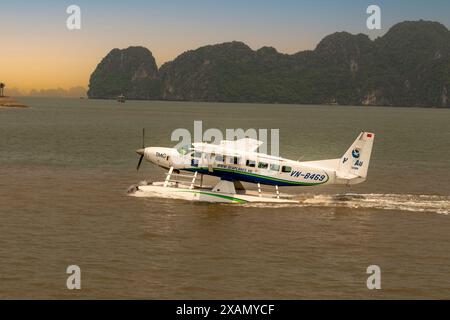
1,98,449,299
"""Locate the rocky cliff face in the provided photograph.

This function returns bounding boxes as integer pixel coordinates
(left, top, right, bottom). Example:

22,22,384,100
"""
365,20,450,107
87,46,160,100
159,41,259,101
88,21,450,107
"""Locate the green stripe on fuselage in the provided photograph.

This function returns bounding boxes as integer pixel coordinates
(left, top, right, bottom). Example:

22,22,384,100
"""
174,189,247,203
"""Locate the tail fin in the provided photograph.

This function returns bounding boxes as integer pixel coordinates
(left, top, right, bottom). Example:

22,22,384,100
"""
337,132,375,180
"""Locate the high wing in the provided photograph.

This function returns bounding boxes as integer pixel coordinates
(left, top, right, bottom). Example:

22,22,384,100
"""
192,137,263,155
219,138,263,152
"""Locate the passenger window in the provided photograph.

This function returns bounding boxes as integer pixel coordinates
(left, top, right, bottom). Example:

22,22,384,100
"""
258,162,268,169
215,155,224,162
246,160,256,167
226,156,238,164
281,166,292,173
270,164,280,171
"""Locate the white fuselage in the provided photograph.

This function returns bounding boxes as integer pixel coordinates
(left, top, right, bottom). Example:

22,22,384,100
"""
140,132,375,187
143,146,345,187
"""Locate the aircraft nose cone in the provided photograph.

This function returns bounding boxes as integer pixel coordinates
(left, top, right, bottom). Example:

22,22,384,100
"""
136,148,145,156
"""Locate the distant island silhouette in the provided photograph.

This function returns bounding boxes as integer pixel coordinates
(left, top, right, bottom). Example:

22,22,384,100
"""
84,20,447,108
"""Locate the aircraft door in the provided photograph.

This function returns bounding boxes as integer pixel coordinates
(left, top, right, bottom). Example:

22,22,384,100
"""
207,153,215,172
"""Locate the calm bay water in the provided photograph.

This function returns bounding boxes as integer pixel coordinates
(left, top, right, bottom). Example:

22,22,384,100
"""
1,98,450,299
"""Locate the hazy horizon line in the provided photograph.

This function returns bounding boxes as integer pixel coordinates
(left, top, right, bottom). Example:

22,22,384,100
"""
6,86,87,98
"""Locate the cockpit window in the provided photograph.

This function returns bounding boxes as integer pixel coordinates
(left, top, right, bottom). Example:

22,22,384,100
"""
177,144,193,155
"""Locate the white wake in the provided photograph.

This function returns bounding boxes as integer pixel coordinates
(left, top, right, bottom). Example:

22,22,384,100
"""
243,193,450,215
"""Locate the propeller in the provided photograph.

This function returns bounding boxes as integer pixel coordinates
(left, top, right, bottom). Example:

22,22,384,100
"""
136,128,145,171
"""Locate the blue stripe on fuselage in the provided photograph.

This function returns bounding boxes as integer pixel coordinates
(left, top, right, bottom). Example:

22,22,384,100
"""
184,167,315,186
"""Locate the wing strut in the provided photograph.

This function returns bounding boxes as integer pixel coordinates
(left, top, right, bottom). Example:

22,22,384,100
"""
164,167,174,187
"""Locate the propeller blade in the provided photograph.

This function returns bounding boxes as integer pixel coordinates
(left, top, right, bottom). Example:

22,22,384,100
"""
136,128,145,171
136,154,144,171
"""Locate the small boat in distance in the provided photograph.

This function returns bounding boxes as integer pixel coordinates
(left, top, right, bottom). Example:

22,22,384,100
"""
117,94,126,103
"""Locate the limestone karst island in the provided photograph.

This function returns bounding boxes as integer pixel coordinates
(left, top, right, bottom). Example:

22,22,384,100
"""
88,21,450,108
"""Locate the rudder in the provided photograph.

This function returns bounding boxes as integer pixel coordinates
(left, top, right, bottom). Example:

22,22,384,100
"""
337,132,375,180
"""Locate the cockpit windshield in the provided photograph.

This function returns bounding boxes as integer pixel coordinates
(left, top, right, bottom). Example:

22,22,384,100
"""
177,144,193,155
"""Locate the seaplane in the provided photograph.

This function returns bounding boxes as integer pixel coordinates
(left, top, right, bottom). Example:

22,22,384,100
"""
128,131,374,204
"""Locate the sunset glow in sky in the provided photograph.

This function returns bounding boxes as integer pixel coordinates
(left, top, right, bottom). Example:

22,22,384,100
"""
1,0,449,94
